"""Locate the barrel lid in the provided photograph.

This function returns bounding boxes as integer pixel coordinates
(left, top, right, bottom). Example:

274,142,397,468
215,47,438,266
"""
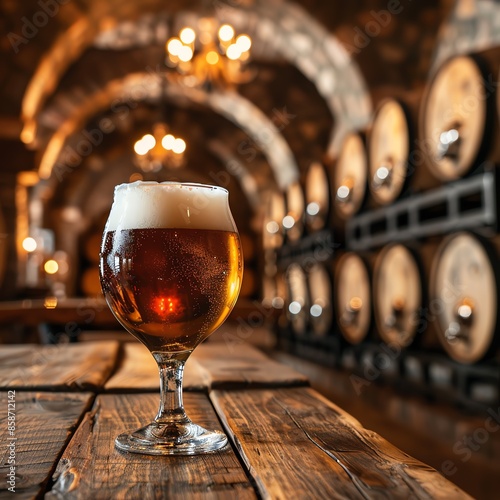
284,181,304,243
369,99,410,205
335,252,371,344
305,162,330,232
373,244,422,348
308,263,333,337
421,55,487,180
333,132,367,219
263,191,286,250
430,232,497,363
286,263,310,335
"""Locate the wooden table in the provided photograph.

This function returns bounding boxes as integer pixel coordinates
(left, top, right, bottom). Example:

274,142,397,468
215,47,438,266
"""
0,340,470,499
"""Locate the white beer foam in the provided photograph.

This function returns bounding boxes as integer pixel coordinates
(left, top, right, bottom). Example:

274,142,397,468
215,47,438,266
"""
105,181,236,232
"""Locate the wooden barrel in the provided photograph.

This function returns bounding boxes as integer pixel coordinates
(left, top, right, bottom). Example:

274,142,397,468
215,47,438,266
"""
368,98,412,205
285,263,310,336
429,232,499,364
304,161,330,233
420,54,494,181
373,244,424,349
262,191,286,250
331,132,368,220
307,263,333,337
283,181,305,243
334,252,372,345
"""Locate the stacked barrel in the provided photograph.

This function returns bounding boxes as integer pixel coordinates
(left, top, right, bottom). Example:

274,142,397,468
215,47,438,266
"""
262,48,500,409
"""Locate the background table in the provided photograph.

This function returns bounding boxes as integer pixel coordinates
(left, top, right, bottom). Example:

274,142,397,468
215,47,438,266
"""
0,340,470,499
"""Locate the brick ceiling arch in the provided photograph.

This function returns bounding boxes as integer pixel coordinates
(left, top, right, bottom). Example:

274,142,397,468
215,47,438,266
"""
21,0,371,185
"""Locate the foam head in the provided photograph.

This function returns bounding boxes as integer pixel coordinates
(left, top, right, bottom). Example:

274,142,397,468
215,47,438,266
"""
105,181,237,232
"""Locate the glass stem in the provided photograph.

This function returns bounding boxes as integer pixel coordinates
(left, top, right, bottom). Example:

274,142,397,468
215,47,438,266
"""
152,351,192,425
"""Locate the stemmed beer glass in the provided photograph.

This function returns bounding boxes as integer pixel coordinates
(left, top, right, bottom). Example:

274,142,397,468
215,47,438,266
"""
99,181,243,455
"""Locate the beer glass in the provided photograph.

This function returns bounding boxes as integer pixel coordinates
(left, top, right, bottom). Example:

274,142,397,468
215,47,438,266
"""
99,181,243,455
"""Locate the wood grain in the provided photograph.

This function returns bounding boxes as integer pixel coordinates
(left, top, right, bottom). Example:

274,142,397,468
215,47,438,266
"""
211,387,472,500
0,341,120,391
0,391,93,499
105,342,309,393
45,393,256,499
0,298,119,328
104,342,209,392
193,341,309,389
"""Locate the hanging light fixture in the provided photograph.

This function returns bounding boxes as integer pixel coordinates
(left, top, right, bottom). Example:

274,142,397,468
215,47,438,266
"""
166,18,252,90
133,123,186,173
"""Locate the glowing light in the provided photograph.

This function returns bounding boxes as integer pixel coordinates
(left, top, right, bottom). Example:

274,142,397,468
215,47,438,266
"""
134,139,149,156
206,51,220,65
306,202,320,216
310,304,323,317
167,38,182,56
178,45,193,62
289,301,302,315
282,215,295,229
235,34,252,52
266,221,279,234
218,24,235,42
440,129,459,145
154,295,181,318
375,166,390,181
336,185,351,201
172,138,186,154
161,134,175,150
272,297,284,309
44,296,58,309
44,259,59,274
226,44,242,60
179,27,196,44
22,237,37,252
349,296,363,311
142,134,156,150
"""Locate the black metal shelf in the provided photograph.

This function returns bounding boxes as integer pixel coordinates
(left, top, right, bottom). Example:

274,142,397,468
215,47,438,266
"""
276,228,335,269
346,170,498,250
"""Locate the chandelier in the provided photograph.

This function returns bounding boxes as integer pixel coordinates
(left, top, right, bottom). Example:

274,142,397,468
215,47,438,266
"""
133,123,186,173
166,19,252,89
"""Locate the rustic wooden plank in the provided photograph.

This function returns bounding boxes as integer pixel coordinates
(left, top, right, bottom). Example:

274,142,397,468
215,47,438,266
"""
0,341,120,391
104,342,209,392
46,393,256,499
193,341,309,389
105,341,309,393
0,298,119,328
0,391,93,499
211,387,472,500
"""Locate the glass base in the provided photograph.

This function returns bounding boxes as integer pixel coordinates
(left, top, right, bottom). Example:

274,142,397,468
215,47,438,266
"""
115,421,228,456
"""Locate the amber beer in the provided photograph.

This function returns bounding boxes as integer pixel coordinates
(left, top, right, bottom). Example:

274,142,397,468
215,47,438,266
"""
99,182,243,352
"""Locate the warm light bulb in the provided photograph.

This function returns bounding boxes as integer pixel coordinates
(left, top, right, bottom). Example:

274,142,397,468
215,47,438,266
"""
235,34,251,52
172,138,186,154
282,215,295,229
218,24,234,42
22,237,37,252
178,45,193,62
226,44,242,60
161,134,175,150
141,134,156,150
44,259,59,275
266,221,279,234
206,51,219,65
167,37,182,56
179,27,196,44
134,139,149,156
